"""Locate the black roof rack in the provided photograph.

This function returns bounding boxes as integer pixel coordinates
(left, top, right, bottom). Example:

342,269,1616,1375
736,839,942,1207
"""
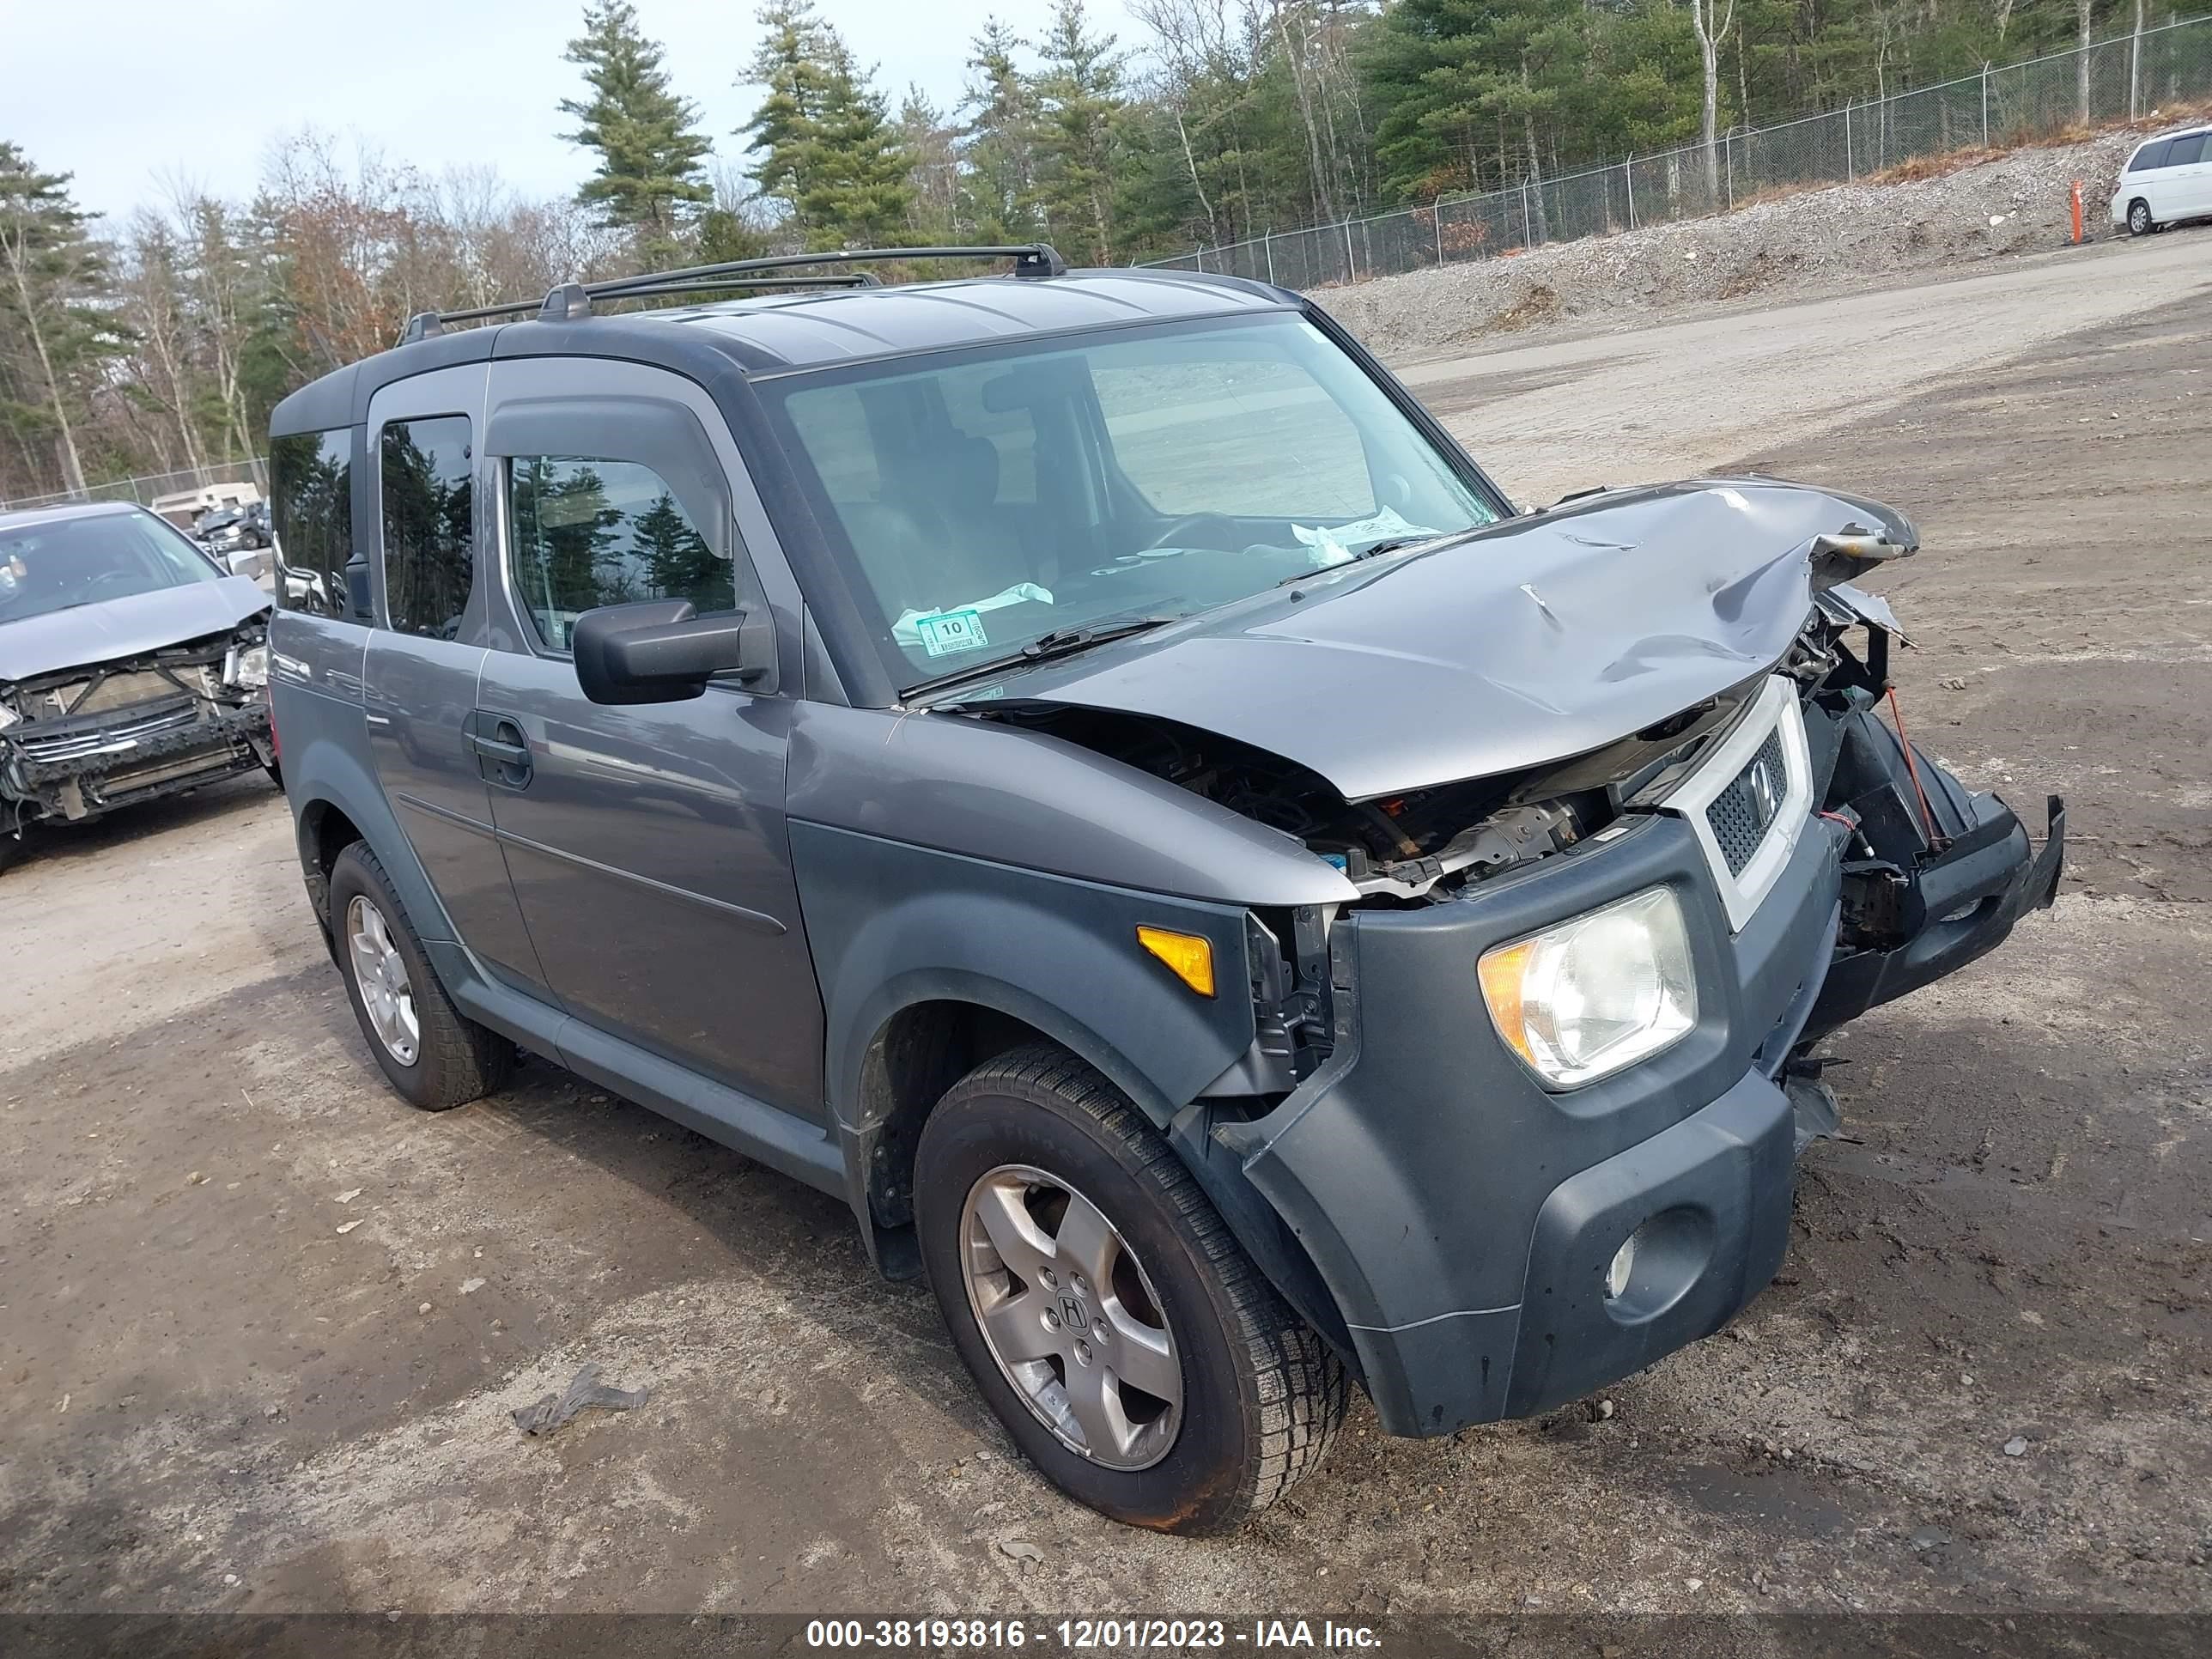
398,243,1068,346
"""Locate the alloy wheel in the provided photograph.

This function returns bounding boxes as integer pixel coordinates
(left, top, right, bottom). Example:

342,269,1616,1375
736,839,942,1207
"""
958,1164,1183,1470
2130,200,2152,235
346,895,420,1066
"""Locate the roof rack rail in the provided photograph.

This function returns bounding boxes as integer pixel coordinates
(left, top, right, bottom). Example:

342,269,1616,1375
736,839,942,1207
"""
397,243,1067,346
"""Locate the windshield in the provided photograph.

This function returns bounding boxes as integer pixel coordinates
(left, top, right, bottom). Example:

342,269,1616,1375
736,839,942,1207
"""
765,314,1502,690
0,511,222,625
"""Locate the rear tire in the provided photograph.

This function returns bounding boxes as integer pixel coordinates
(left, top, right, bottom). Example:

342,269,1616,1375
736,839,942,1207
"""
327,842,513,1110
2128,198,2154,237
915,1045,1346,1534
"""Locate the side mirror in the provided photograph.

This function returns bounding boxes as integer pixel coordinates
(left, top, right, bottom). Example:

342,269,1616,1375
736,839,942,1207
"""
343,554,374,621
572,599,769,706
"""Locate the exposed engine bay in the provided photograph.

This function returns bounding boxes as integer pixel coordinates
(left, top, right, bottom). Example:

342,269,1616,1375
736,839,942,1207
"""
978,590,1895,907
0,621,274,836
972,577,2062,1093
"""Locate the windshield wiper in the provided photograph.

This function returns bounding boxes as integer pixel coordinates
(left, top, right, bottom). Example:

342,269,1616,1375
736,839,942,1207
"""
1019,615,1176,659
903,614,1178,701
1357,534,1445,560
1275,532,1463,587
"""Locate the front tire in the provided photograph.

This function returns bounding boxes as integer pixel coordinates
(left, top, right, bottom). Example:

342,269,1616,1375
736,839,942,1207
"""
327,842,513,1110
915,1046,1346,1534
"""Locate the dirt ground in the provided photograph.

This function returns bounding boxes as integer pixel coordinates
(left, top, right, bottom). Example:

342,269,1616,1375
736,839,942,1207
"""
3,237,2207,1626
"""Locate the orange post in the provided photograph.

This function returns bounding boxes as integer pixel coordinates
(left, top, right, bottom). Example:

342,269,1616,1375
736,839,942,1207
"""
2071,180,2084,245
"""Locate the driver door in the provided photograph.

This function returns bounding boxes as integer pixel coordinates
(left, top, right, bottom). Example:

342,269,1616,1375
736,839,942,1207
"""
471,360,823,1122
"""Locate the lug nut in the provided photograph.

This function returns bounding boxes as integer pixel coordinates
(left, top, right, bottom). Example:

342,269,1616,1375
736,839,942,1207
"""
1039,1267,1058,1289
1073,1340,1093,1366
1043,1308,1061,1330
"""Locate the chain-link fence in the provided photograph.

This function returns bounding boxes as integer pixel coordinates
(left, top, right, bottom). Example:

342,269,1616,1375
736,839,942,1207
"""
1146,15,2212,290
2,457,269,517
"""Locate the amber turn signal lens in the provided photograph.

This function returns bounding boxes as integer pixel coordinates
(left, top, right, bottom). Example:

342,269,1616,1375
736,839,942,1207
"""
1476,939,1538,1066
1136,926,1216,998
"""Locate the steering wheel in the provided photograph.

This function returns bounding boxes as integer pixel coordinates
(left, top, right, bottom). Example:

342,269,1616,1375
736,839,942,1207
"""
80,569,143,597
1145,512,1243,551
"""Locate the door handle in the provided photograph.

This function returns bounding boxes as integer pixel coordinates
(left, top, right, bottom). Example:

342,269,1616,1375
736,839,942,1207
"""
470,714,533,788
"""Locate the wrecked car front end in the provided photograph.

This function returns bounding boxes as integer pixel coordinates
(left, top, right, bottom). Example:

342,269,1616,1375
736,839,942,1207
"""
0,505,276,858
1,624,274,834
955,480,2062,1435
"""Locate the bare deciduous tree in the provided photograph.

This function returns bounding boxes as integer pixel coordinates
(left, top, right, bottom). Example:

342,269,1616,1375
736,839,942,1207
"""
1689,0,1737,204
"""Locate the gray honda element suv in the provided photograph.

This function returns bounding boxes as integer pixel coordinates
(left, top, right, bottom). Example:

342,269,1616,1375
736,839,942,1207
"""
268,246,2063,1533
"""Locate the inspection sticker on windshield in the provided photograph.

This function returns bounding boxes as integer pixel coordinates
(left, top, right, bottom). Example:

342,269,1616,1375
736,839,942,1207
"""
914,608,988,658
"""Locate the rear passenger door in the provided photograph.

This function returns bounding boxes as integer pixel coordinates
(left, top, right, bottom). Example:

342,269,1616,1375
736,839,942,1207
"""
471,358,823,1122
360,367,552,998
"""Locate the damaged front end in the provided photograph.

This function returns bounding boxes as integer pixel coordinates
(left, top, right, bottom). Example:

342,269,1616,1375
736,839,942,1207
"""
946,478,2062,1436
0,622,275,836
1798,598,2064,1040
965,482,2061,1094
976,586,2061,1096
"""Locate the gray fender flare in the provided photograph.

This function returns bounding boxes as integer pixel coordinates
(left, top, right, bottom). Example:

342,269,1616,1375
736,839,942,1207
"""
284,711,459,951
790,821,1255,1222
811,877,1255,1140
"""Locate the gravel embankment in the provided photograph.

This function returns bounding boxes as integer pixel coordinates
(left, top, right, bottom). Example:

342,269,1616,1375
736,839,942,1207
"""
1321,128,2148,359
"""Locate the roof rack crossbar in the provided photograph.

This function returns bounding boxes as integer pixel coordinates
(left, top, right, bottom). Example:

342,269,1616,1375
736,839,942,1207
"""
398,243,1066,346
568,244,1066,303
399,298,544,343
587,271,879,301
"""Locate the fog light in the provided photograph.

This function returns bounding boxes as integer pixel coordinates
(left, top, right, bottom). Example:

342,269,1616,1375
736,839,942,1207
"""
1605,1234,1638,1300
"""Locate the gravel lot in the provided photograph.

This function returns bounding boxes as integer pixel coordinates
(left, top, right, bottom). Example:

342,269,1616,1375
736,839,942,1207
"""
1323,125,2154,362
2,237,2207,1626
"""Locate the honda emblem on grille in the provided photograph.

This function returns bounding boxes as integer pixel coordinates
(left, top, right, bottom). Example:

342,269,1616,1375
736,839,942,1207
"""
1747,757,1780,822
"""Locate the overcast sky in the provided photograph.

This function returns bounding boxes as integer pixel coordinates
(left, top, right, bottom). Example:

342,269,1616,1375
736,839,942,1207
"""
10,0,1152,227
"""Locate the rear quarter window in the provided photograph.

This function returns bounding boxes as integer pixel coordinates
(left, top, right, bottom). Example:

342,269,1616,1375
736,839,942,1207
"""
2128,139,2173,173
270,428,364,620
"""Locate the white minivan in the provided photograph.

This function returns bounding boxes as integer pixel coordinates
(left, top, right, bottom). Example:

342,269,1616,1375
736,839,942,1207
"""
2111,126,2212,236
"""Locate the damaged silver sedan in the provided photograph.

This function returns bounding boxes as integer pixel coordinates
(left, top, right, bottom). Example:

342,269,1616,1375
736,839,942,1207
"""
0,502,276,872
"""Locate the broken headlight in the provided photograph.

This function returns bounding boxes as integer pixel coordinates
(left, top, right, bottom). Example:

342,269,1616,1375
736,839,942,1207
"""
1477,886,1698,1087
225,641,270,690
0,696,17,732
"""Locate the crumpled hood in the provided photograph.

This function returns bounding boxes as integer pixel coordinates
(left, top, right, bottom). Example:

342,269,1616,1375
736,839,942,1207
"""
0,576,270,684
980,479,1914,800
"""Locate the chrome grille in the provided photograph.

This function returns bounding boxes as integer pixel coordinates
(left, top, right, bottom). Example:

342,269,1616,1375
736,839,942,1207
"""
1705,725,1789,877
15,702,202,763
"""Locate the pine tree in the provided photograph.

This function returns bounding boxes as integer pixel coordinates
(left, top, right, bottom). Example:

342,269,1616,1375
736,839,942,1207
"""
1360,0,1583,206
958,20,1044,243
560,2,714,252
900,88,963,240
635,491,730,606
0,144,124,496
741,0,915,248
1034,0,1129,264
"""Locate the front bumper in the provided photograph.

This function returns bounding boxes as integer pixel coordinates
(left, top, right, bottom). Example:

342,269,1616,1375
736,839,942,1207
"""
1216,708,2060,1437
3,698,270,823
